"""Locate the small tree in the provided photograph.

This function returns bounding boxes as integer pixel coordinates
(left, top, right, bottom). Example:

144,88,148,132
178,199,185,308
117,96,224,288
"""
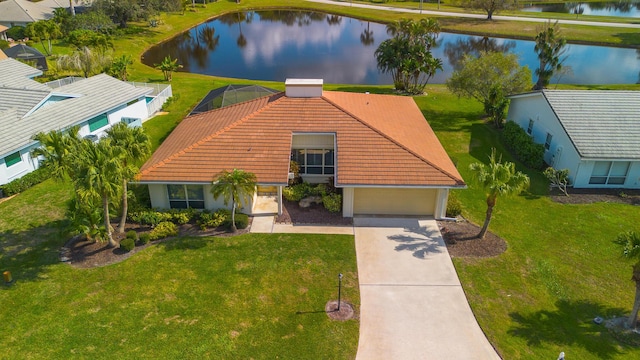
469,149,530,239
57,46,111,78
543,167,569,196
155,55,182,81
533,21,567,90
615,231,640,328
463,0,515,20
210,169,257,232
25,20,62,55
109,55,133,81
447,51,531,127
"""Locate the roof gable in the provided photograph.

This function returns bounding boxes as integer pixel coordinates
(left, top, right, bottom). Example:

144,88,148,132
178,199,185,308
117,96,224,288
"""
139,91,464,187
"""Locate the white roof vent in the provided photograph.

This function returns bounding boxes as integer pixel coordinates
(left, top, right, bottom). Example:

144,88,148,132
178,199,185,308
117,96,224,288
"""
285,79,323,98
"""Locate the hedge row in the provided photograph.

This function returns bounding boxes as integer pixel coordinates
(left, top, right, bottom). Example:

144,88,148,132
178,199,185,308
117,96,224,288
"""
0,167,51,197
502,121,545,169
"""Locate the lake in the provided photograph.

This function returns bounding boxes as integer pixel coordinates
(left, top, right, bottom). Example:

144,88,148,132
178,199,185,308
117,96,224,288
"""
522,1,640,18
142,10,640,85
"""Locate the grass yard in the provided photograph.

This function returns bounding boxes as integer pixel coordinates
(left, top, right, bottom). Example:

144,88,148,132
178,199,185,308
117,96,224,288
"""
0,183,359,358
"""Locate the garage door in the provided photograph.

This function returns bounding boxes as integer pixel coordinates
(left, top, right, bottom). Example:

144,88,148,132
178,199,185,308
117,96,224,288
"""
353,188,436,216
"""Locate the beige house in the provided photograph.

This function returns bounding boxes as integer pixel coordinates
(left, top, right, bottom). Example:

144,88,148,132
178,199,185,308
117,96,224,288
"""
137,79,465,218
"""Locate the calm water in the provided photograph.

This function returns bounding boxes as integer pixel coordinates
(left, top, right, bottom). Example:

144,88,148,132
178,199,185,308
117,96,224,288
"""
142,10,640,85
522,1,640,17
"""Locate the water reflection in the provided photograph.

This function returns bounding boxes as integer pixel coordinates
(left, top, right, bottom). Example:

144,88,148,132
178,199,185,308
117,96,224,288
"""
141,11,640,85
522,1,640,17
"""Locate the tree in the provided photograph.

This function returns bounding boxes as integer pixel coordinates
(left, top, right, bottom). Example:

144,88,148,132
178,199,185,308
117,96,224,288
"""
210,169,257,232
375,18,443,94
31,126,81,181
57,46,111,78
155,55,182,81
92,0,142,28
469,149,530,239
72,139,123,248
109,54,133,81
543,167,569,196
464,0,516,20
106,123,151,233
615,231,640,328
66,29,113,52
533,21,567,90
25,20,62,55
446,51,531,127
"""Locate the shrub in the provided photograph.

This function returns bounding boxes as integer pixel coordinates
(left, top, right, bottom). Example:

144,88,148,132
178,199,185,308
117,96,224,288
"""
0,167,51,197
6,26,25,40
125,230,138,241
222,212,249,230
283,183,312,202
322,193,342,213
0,40,9,49
502,121,545,169
149,221,178,240
139,233,151,245
129,209,196,226
197,210,226,230
120,238,135,252
446,194,463,217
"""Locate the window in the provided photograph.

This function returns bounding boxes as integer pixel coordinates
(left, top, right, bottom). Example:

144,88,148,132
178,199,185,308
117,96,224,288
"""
291,149,334,175
88,114,109,132
167,184,205,209
544,133,553,150
527,119,534,135
4,152,21,167
589,161,630,185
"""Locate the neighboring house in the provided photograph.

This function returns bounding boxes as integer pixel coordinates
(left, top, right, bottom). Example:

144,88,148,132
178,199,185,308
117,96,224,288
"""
507,90,640,189
0,0,68,28
3,44,47,70
137,79,465,218
0,24,8,40
0,58,172,185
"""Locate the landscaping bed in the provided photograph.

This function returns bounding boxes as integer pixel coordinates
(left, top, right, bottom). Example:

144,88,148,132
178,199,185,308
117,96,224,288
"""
276,199,353,226
438,219,507,258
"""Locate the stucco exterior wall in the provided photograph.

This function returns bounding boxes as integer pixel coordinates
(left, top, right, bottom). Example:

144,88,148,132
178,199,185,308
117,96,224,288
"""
77,99,149,139
0,144,39,186
149,183,257,213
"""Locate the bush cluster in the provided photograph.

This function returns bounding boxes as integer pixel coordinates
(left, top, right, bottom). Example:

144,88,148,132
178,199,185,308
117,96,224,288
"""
125,230,138,241
120,238,135,252
322,193,342,213
283,181,342,213
197,209,227,230
0,167,51,197
502,121,545,169
149,221,178,240
128,208,197,227
223,212,249,230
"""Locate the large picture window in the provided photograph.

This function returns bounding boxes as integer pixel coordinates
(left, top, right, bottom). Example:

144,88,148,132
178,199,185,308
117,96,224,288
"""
4,152,21,167
589,161,630,185
291,149,334,175
167,184,205,209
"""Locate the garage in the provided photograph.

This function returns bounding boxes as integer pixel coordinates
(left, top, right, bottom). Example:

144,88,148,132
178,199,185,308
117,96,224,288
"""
352,188,437,216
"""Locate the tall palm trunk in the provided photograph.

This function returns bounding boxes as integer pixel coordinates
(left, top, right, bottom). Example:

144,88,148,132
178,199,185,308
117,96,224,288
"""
627,264,640,328
230,199,238,232
118,178,128,233
104,194,116,248
478,196,496,239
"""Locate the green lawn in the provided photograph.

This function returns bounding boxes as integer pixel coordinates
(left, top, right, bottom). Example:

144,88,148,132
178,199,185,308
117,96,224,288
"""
0,183,359,358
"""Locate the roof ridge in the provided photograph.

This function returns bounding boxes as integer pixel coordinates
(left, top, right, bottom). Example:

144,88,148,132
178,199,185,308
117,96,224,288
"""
139,94,284,178
321,94,464,185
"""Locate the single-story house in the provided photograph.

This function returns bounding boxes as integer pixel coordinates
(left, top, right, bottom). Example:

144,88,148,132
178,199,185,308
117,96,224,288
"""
137,79,465,218
3,44,48,71
0,58,172,185
0,0,67,28
507,90,640,189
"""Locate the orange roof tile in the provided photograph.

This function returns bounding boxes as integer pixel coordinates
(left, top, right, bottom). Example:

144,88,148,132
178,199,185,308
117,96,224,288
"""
138,91,465,188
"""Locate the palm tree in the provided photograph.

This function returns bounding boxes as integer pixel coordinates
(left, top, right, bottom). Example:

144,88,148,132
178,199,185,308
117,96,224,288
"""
72,139,123,247
106,123,151,234
210,169,257,232
469,149,530,239
616,231,640,328
31,126,81,181
109,55,133,81
57,46,111,78
155,55,182,81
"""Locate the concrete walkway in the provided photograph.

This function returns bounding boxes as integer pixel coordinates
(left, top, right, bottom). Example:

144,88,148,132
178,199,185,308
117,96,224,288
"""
308,0,640,29
249,215,354,235
354,217,500,360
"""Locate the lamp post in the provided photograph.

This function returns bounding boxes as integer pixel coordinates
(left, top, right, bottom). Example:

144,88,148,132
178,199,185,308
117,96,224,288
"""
338,273,343,311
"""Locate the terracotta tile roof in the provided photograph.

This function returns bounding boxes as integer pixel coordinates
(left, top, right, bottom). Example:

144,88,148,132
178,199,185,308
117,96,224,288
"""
138,91,464,187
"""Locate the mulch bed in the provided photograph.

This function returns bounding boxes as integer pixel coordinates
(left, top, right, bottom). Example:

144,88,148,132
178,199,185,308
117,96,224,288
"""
549,187,640,205
62,220,251,269
437,219,507,258
276,200,353,226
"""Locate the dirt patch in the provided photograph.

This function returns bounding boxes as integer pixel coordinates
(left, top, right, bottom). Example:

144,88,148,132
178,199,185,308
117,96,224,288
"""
276,200,352,226
62,220,251,269
438,219,507,258
549,188,640,205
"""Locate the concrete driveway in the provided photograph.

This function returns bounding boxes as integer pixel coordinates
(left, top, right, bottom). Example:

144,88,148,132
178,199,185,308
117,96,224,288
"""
354,217,500,360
